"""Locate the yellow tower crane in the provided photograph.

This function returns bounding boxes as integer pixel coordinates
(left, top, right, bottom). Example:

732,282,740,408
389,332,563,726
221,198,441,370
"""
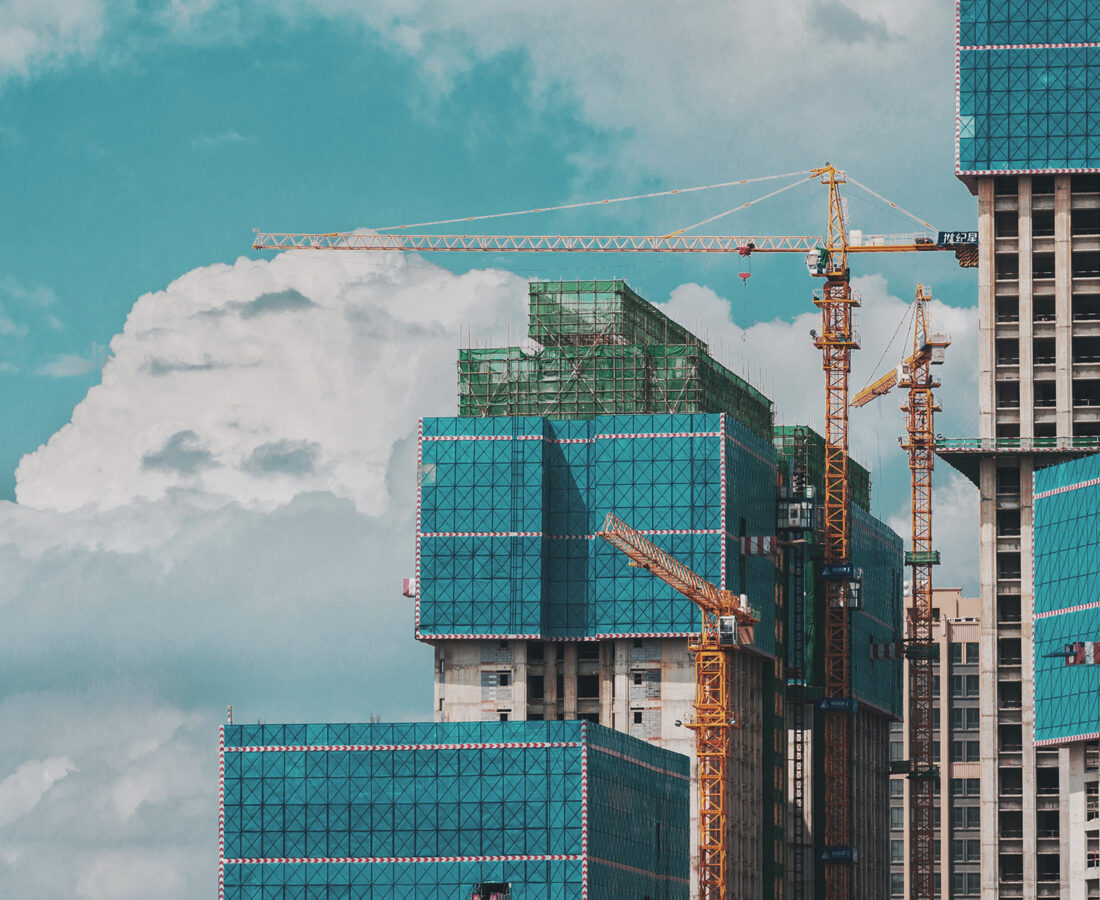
595,512,760,900
252,164,976,900
852,284,948,900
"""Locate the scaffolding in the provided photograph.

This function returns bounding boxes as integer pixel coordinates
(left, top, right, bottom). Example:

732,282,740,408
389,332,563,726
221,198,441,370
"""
459,281,774,442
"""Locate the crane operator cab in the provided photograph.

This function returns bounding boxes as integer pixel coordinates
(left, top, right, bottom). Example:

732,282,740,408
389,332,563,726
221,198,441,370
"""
718,616,740,647
805,247,829,276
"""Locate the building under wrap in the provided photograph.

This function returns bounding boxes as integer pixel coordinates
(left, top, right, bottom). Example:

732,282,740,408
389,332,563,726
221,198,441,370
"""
1033,454,1100,747
219,720,690,900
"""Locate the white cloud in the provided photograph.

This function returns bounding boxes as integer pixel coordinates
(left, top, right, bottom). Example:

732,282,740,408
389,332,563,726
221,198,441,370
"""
0,756,76,829
36,347,105,378
191,129,253,149
0,0,105,81
15,249,527,512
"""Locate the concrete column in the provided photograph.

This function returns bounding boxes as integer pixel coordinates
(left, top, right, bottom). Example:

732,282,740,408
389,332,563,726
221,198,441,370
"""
512,641,527,720
611,640,629,733
434,644,445,722
1061,745,1076,900
1019,177,1035,439
562,643,577,719
979,178,997,440
1055,175,1074,435
979,456,1000,900
598,641,614,727
1020,456,1037,900
544,643,558,716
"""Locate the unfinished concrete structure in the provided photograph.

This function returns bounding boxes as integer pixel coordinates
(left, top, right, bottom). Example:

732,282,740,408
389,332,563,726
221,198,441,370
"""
940,5,1100,895
888,588,982,898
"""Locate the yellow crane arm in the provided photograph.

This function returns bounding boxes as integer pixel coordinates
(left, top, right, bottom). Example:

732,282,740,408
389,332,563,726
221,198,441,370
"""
851,365,900,408
252,230,971,262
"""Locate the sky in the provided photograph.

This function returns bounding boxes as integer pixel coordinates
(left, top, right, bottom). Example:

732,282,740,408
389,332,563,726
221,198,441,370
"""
0,2,982,897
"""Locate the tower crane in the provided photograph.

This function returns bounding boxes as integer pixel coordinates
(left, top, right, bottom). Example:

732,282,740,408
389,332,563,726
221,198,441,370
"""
852,284,949,900
596,513,760,900
253,164,977,900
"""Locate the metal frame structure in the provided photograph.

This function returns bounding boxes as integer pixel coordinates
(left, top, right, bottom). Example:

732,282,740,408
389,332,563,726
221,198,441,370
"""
596,512,760,900
253,162,976,900
852,284,948,900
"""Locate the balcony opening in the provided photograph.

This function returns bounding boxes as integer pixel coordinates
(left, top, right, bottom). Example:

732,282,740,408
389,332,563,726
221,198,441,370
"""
996,465,1020,495
1034,337,1056,365
996,423,1020,438
999,853,1024,882
527,642,545,663
1076,337,1100,365
1075,296,1100,321
1035,422,1056,437
1075,421,1100,437
1037,767,1059,795
1074,251,1100,278
996,296,1019,322
1072,174,1100,193
1034,252,1056,279
1073,206,1100,236
576,642,600,661
999,768,1023,797
997,595,1021,623
528,674,544,701
1073,379,1100,408
1032,175,1055,195
995,176,1018,196
999,723,1023,752
1034,297,1055,322
997,552,1021,580
995,210,1019,237
997,382,1020,409
1037,809,1060,838
1034,381,1057,408
999,636,1022,666
997,508,1021,535
577,674,599,700
1033,210,1055,237
1037,853,1060,881
996,254,1020,280
996,337,1019,365
999,680,1022,709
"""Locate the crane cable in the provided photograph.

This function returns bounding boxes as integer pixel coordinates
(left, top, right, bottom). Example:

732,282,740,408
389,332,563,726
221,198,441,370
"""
369,170,813,231
662,173,818,237
856,300,916,397
844,174,940,232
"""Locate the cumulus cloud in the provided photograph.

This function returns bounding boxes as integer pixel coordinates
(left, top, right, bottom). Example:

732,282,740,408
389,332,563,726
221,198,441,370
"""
0,0,105,81
15,249,527,512
0,755,75,829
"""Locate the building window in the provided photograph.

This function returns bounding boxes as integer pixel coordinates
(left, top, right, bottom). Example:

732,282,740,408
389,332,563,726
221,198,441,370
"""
577,642,599,661
890,740,904,762
498,671,511,687
965,642,979,664
891,779,904,797
577,674,599,700
890,806,904,829
633,672,643,686
527,642,545,663
952,806,980,830
633,710,643,725
498,710,510,722
528,674,544,701
950,642,962,665
891,839,904,862
890,872,904,896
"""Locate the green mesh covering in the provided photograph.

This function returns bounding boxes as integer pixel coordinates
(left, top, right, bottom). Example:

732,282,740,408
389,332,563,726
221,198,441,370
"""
459,282,773,441
773,425,871,514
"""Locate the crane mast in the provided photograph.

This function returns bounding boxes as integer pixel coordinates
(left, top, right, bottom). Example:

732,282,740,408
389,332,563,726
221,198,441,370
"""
596,513,759,900
852,284,948,900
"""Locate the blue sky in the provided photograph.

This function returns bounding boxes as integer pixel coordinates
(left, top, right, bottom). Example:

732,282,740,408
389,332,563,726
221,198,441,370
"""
0,3,982,897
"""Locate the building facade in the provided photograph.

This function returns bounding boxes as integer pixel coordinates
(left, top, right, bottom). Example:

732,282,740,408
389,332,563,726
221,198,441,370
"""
943,4,1100,896
888,588,982,899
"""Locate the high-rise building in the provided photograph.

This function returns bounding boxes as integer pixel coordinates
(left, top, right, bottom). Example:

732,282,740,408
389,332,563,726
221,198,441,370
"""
888,587,982,899
421,281,906,899
939,4,1100,897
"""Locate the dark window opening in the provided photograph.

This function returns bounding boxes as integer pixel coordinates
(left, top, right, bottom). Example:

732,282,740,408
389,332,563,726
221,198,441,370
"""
577,674,599,700
997,551,1021,580
1034,381,1057,408
996,337,1018,365
999,637,1022,666
999,681,1022,709
995,210,1018,237
996,254,1020,280
1032,175,1055,195
498,711,510,722
577,712,599,723
1074,420,1100,437
633,710,643,724
1033,252,1056,278
1075,296,1100,321
528,675,544,701
633,672,643,686
1072,174,1100,192
997,508,1020,535
1037,853,1060,881
1000,808,1023,835
999,723,1022,752
527,642,544,663
497,671,511,687
1033,296,1055,321
1073,379,1100,407
1034,337,1055,364
1037,767,1059,795
994,176,1018,196
996,465,1020,494
1036,809,1060,839
996,422,1020,438
1000,768,1023,797
996,382,1020,409
1073,207,1100,236
1074,336,1100,364
996,296,1019,322
1073,251,1100,278
1035,422,1056,437
577,642,599,661
1032,210,1055,237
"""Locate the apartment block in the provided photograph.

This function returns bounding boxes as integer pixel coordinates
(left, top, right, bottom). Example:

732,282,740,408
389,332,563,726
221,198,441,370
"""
938,4,1100,896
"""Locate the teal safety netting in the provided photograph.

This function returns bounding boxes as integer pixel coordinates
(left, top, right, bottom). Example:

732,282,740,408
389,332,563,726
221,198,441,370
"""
850,506,905,716
958,2,1100,172
220,720,689,900
417,413,778,649
1033,453,1100,745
